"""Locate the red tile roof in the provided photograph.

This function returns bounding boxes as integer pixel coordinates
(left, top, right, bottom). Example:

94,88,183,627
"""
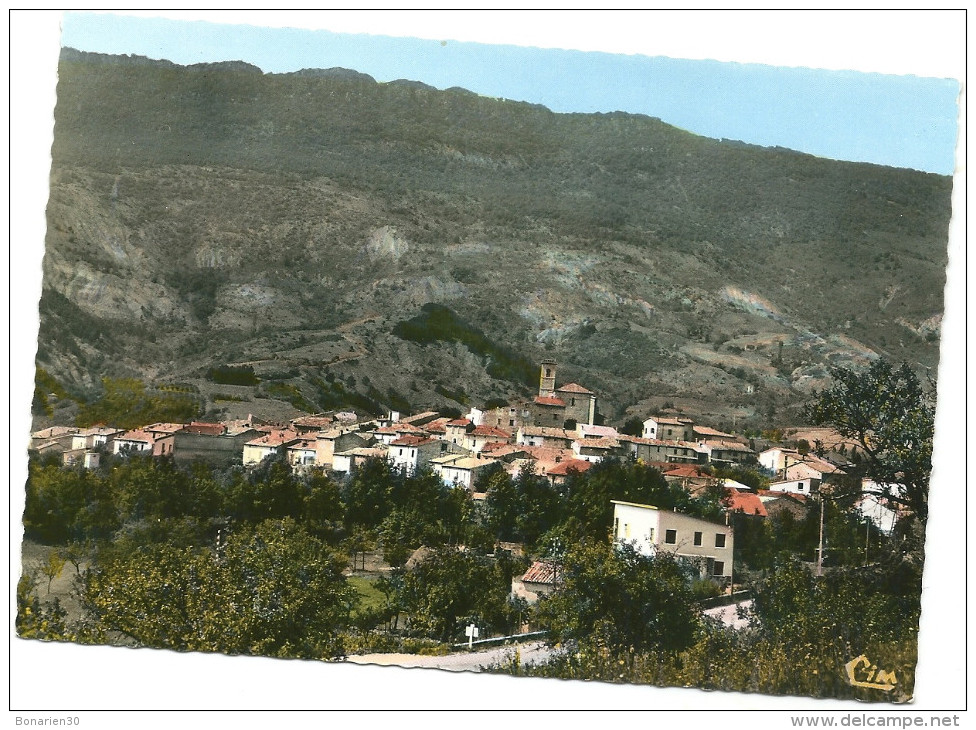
547,459,593,476
390,435,435,447
287,439,318,451
556,382,593,395
246,429,302,447
117,429,156,443
185,422,226,436
661,464,713,478
480,441,511,453
575,437,618,450
693,425,735,439
647,416,685,426
375,423,422,435
705,439,755,453
521,561,558,585
143,422,187,434
471,425,511,439
533,396,566,407
521,426,573,439
291,415,334,427
446,418,472,427
724,488,768,517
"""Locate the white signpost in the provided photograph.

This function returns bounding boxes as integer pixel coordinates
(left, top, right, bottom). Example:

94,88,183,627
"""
465,623,479,651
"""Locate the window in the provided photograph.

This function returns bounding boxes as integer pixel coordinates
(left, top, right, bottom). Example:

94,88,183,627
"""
509,419,515,427
694,531,703,546
715,533,726,548
614,517,619,538
665,529,677,544
648,528,655,543
571,398,576,406
712,561,725,577
798,481,805,491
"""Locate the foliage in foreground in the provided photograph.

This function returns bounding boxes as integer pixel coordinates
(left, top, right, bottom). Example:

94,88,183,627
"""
536,541,701,655
493,554,920,703
806,359,934,524
78,518,353,659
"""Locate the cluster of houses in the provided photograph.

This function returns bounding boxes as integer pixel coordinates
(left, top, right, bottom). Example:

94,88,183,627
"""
30,361,773,490
31,360,901,591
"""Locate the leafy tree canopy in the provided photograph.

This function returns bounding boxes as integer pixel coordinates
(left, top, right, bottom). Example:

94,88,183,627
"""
806,359,934,524
537,540,701,654
81,518,353,659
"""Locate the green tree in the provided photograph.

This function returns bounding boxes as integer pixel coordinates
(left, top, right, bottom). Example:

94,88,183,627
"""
302,470,345,538
343,457,396,528
536,540,700,654
401,546,520,642
806,359,934,524
226,455,303,523
562,458,722,542
16,572,75,641
39,550,67,595
620,416,645,437
81,518,353,658
482,466,519,542
513,464,563,548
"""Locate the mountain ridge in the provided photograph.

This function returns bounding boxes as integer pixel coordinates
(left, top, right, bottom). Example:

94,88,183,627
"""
35,49,952,431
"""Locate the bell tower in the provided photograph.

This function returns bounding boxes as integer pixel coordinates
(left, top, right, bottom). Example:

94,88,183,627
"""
539,359,557,398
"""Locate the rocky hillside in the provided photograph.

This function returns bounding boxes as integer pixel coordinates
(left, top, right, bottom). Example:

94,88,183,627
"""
35,49,953,430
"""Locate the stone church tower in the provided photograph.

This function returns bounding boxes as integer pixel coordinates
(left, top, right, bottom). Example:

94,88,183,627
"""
539,359,557,398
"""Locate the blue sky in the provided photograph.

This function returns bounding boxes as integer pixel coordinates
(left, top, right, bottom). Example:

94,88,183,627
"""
59,10,961,175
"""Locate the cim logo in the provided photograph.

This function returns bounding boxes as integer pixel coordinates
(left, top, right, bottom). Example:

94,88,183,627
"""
844,654,898,691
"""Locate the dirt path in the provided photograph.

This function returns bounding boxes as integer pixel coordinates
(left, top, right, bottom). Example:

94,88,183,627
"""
19,539,89,625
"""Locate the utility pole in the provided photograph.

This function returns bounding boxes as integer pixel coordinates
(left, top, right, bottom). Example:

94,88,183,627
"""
864,518,870,567
816,496,825,577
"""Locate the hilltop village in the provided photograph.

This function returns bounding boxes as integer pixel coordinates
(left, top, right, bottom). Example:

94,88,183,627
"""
22,353,924,702
29,359,901,591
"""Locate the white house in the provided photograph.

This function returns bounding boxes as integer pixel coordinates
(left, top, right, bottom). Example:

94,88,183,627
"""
112,429,156,455
855,493,901,535
516,426,575,450
70,426,123,451
758,447,801,473
642,416,694,441
242,429,302,466
62,449,101,470
700,439,756,465
444,419,475,446
617,435,703,464
571,437,619,463
286,439,318,469
387,435,451,475
611,500,734,582
767,477,820,497
511,561,559,605
463,425,512,454
331,447,389,475
436,456,493,490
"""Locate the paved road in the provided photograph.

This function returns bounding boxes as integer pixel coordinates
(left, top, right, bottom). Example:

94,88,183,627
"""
345,641,557,673
703,598,754,630
346,601,753,673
